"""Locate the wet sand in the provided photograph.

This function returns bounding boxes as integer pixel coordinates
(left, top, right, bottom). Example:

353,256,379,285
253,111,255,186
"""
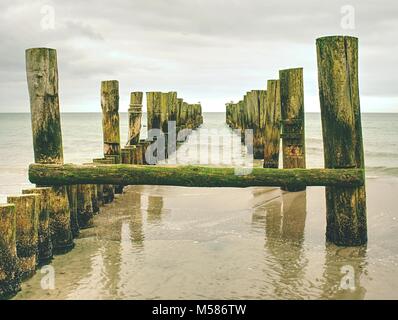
14,177,398,300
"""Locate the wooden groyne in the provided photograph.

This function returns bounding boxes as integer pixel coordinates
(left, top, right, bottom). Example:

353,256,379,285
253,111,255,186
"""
0,47,202,299
0,35,367,299
226,35,367,246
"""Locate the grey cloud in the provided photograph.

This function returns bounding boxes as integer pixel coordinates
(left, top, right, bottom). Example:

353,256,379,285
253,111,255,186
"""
0,0,397,112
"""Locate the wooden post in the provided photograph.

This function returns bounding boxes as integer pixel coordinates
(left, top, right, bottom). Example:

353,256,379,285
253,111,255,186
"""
22,187,54,262
124,145,136,164
0,204,21,298
160,92,169,158
280,68,306,191
105,155,123,193
255,90,267,159
93,158,114,203
177,98,183,133
128,92,143,145
316,35,367,246
90,184,100,214
7,195,39,279
77,185,94,229
121,148,132,164
66,185,79,238
25,47,74,252
101,80,121,160
167,92,178,124
146,92,161,131
264,80,282,168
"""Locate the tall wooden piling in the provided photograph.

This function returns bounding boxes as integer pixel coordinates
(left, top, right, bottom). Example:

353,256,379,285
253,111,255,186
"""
147,92,162,131
264,80,282,168
26,47,74,252
0,204,21,298
280,68,306,191
7,195,39,279
128,92,143,145
316,35,367,246
101,80,121,160
22,187,53,262
160,92,169,158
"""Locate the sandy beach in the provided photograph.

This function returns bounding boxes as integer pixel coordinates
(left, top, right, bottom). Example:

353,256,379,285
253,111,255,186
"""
12,176,398,300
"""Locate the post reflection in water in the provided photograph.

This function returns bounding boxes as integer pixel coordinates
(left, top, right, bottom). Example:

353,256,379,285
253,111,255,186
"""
320,245,367,299
252,189,308,299
146,193,164,224
129,191,144,248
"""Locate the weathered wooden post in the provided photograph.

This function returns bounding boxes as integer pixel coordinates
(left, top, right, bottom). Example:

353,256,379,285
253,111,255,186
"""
102,80,121,159
22,187,54,261
93,158,114,203
177,98,183,134
128,92,143,145
7,194,39,279
316,35,367,246
77,184,94,229
280,68,306,191
147,92,162,131
0,204,21,298
101,81,123,193
90,184,100,213
26,47,74,253
264,80,282,168
160,92,169,158
66,185,80,238
121,148,132,164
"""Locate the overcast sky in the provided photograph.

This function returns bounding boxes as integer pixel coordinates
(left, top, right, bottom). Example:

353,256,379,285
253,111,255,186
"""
1,0,397,112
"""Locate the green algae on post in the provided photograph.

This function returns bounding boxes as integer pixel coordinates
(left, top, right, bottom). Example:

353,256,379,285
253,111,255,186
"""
28,164,365,189
0,204,21,299
22,187,54,262
316,35,367,246
7,194,39,280
264,80,281,169
279,67,306,191
127,92,143,146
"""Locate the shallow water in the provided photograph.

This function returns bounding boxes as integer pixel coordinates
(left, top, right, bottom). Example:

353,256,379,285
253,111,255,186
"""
2,112,398,299
13,179,398,300
5,113,398,300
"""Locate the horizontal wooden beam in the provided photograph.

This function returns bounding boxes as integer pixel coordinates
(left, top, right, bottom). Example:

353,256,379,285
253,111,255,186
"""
29,164,365,188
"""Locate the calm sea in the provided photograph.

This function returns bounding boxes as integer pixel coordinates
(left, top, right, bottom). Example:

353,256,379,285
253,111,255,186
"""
0,112,398,202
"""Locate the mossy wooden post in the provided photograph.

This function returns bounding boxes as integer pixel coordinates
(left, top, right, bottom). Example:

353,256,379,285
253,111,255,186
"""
105,155,123,193
101,80,121,162
264,80,282,168
66,185,79,238
160,92,169,158
128,92,143,145
280,68,306,191
93,158,114,203
22,187,53,262
25,47,74,253
77,185,94,229
316,35,367,246
177,98,183,133
90,184,100,214
7,195,39,279
121,148,131,164
0,204,21,298
147,92,161,131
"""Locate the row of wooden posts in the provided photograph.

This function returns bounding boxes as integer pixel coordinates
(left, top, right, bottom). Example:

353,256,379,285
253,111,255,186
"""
0,35,368,299
226,35,367,246
226,68,305,192
0,48,203,298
